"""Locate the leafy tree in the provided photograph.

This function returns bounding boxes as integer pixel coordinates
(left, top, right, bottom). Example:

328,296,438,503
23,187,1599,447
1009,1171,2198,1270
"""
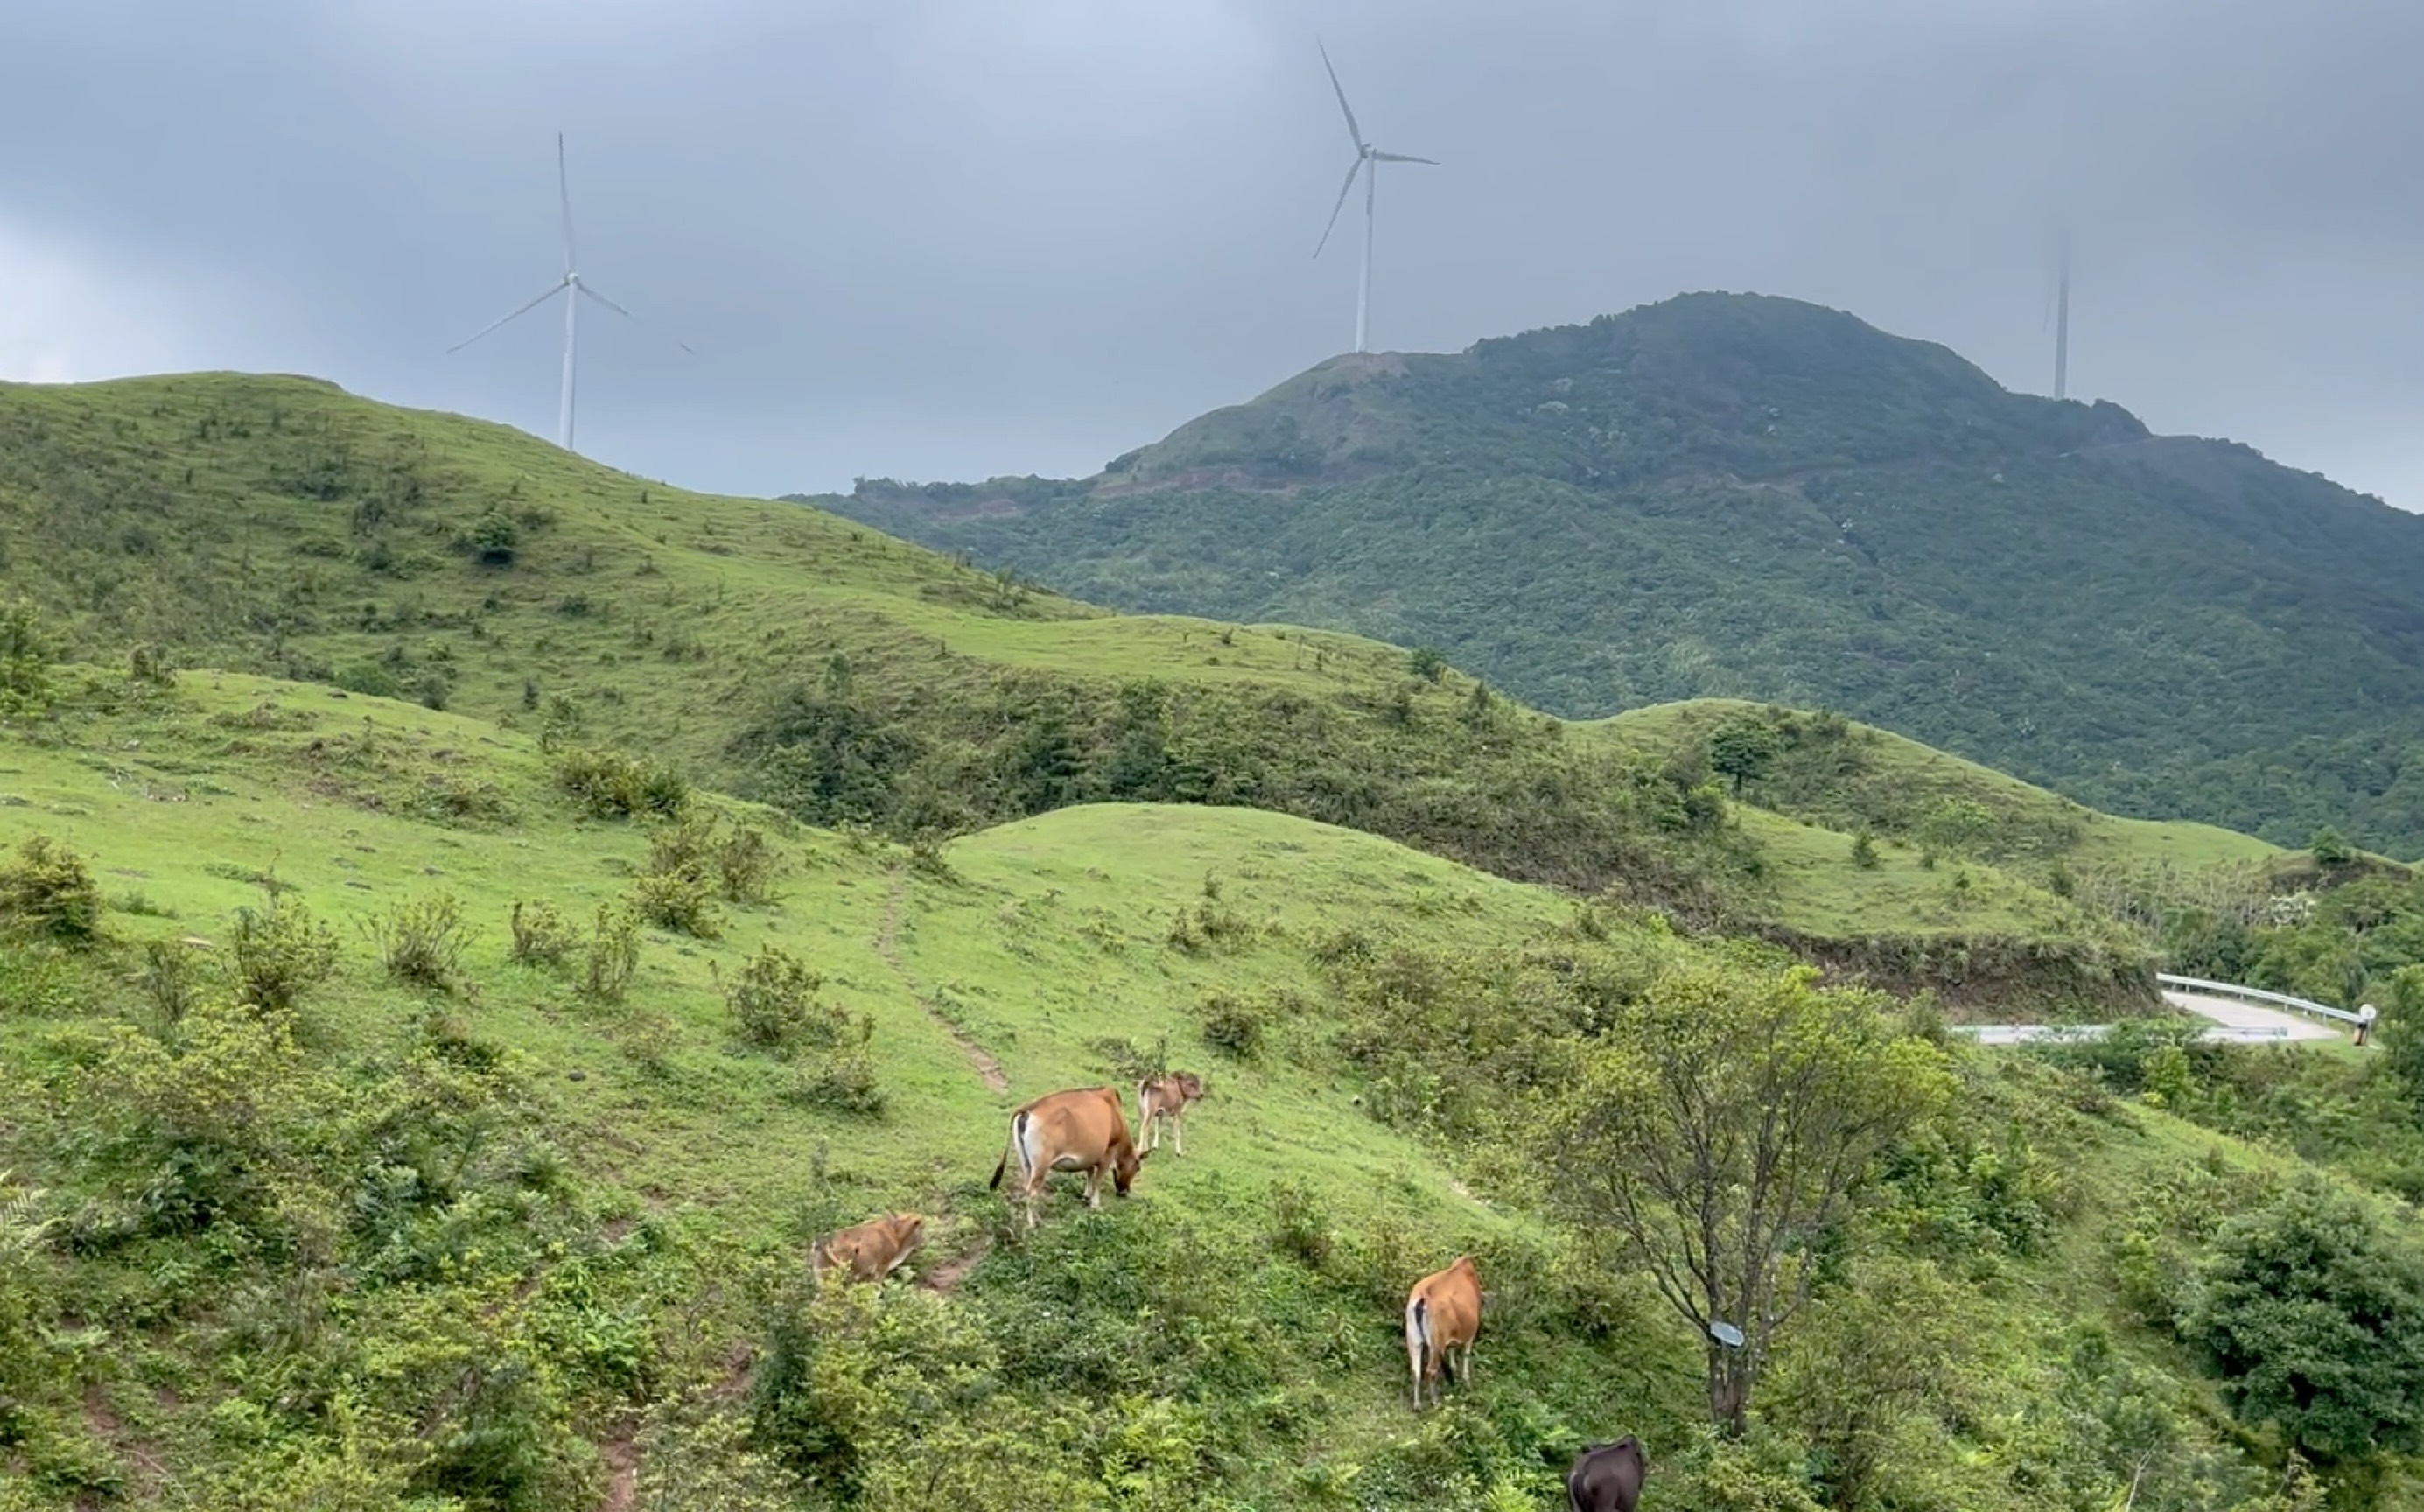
2310,826,2356,868
0,598,56,715
1540,963,1952,1433
2182,1180,2424,1462
1707,717,1783,797
1407,646,1447,682
2378,966,2424,1119
1769,1256,1977,1509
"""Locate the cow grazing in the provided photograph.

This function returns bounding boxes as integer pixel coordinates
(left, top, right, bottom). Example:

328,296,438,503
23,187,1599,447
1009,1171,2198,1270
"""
988,1086,1149,1232
1566,1438,1647,1512
811,1212,927,1284
1135,1072,1206,1157
1404,1254,1482,1409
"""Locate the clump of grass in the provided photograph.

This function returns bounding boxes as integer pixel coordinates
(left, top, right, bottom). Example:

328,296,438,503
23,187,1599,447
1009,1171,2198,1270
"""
364,891,468,990
0,836,102,945
508,900,578,967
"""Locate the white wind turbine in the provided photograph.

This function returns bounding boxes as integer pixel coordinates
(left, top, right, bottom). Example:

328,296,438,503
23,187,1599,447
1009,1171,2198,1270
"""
1312,42,1437,354
448,134,689,454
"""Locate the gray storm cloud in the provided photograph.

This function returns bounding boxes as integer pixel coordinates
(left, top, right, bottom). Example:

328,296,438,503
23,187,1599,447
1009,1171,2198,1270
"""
2,0,2418,506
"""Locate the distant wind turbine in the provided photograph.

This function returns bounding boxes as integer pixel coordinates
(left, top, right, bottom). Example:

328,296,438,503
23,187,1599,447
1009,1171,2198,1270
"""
448,134,690,454
1312,43,1437,355
2053,229,2071,402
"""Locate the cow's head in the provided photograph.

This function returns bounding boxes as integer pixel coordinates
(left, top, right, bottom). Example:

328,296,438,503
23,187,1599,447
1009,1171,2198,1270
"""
1113,1142,1151,1196
1176,1072,1206,1102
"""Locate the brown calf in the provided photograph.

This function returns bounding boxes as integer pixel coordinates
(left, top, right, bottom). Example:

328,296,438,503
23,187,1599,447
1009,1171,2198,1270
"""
811,1212,927,1284
988,1086,1149,1233
1135,1072,1206,1157
1404,1254,1482,1410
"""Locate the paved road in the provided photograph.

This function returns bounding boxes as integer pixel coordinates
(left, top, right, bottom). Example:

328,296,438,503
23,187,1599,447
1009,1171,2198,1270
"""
2161,989,2342,1041
1962,990,2346,1047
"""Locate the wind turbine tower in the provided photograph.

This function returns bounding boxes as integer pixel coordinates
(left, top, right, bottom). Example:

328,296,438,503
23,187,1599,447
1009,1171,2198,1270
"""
2054,228,2071,402
1313,44,1438,354
449,134,688,454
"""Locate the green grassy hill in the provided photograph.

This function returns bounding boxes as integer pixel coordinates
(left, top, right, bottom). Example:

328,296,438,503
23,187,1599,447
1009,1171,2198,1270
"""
2,369,2280,1009
810,292,2424,856
0,667,2417,1508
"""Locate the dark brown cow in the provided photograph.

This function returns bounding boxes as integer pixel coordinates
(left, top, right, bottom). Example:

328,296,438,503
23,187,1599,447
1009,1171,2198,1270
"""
1404,1254,1482,1409
810,1212,927,1284
1135,1072,1206,1157
1566,1437,1647,1512
988,1086,1149,1232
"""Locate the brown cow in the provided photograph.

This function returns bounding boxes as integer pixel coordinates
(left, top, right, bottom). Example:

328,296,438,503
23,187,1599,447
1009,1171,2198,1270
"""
810,1212,927,1284
1566,1437,1647,1512
1135,1072,1206,1157
1404,1254,1482,1410
988,1086,1149,1232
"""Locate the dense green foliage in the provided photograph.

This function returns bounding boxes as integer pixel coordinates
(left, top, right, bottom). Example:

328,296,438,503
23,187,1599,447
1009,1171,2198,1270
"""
816,292,2424,854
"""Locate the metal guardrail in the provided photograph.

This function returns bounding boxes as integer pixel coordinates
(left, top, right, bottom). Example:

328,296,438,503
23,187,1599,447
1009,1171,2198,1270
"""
1953,1023,2296,1046
2155,972,2371,1027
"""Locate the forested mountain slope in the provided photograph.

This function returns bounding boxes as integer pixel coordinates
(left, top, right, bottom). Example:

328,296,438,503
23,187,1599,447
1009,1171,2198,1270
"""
811,292,2424,853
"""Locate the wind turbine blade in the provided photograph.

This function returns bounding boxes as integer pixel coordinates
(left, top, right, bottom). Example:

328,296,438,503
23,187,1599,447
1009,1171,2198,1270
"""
1370,151,1438,165
1314,157,1363,258
447,280,569,354
578,284,697,355
1317,41,1365,150
557,133,578,274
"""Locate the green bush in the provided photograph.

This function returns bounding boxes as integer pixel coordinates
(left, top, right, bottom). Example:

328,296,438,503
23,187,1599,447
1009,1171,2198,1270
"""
508,900,578,968
138,938,200,1024
0,836,102,945
228,892,340,1012
0,599,57,716
579,904,641,1002
725,943,828,1051
1199,991,1265,1061
1850,830,1881,870
716,824,780,903
630,869,722,939
364,891,467,990
553,746,688,820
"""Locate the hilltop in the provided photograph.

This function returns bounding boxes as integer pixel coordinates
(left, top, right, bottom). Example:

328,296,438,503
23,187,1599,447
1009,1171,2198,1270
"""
811,291,2424,855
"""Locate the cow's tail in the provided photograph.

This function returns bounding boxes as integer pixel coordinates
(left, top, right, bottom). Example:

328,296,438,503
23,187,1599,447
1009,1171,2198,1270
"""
1406,1293,1432,1361
991,1110,1034,1192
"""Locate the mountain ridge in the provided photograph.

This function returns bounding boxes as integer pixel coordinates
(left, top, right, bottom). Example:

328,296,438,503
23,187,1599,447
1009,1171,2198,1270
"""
807,291,2424,852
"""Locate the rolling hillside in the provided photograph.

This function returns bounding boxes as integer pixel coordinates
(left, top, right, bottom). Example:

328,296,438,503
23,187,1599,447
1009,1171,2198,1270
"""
0,666,2413,1508
809,291,2424,855
2,372,2423,1508
0,368,2267,1010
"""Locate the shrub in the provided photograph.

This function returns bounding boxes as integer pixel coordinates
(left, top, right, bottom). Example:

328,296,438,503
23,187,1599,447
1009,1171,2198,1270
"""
580,904,641,1002
230,892,340,1012
717,825,779,903
788,1046,886,1116
630,869,722,939
1408,646,1448,682
466,506,519,565
0,836,102,945
138,938,199,1024
364,891,467,990
1199,991,1265,1060
1850,830,1880,870
554,746,688,820
725,943,829,1051
0,599,56,715
508,900,578,967
127,642,177,686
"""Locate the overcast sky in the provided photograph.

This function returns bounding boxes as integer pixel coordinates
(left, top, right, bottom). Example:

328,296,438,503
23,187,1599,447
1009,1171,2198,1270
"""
4,0,2419,508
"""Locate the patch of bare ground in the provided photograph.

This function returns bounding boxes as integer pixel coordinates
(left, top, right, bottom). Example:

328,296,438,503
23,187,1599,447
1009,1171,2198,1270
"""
920,1238,991,1295
599,1416,640,1512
